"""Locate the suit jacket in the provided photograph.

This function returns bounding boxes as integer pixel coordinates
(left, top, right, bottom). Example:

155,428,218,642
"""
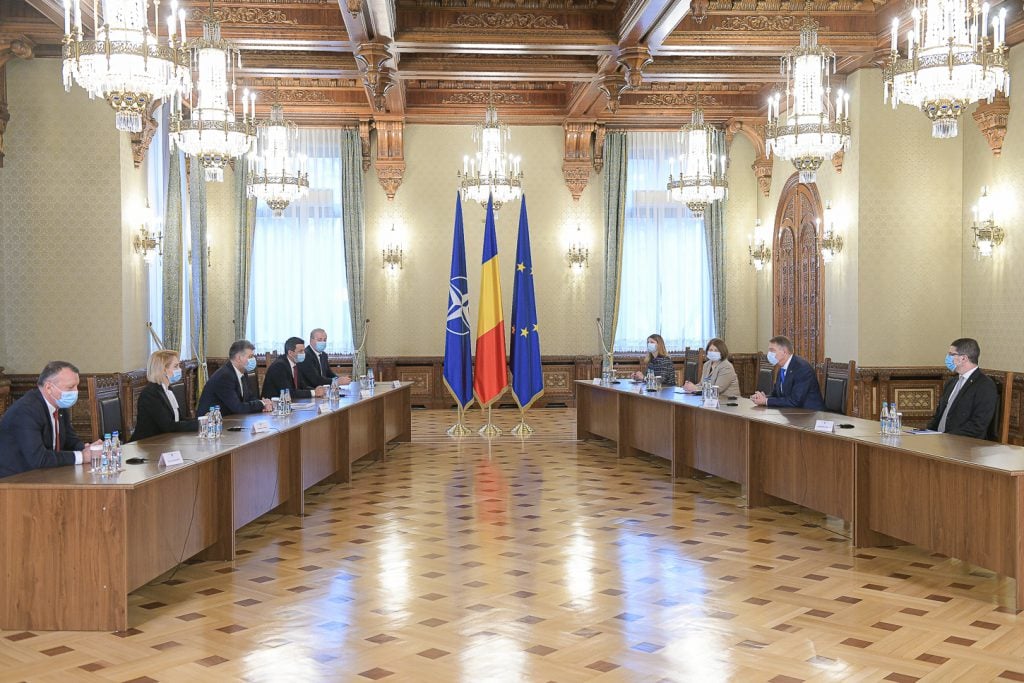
767,354,825,410
0,388,85,478
299,348,335,388
197,363,265,416
926,369,999,440
261,356,315,400
132,382,200,442
699,359,742,398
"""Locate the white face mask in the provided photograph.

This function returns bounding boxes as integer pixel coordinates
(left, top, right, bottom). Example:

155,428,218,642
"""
706,351,722,362
647,342,657,353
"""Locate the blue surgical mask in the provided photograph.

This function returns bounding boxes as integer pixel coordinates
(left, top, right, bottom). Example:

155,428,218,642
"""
296,353,306,364
56,390,78,409
314,341,327,353
169,368,182,383
944,354,957,372
647,342,657,353
244,357,257,373
767,351,779,366
707,351,722,362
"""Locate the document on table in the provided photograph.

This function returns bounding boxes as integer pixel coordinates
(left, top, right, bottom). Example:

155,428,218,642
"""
906,428,940,435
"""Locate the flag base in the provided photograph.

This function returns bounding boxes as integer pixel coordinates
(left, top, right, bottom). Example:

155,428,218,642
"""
447,405,473,436
478,406,502,436
511,408,533,435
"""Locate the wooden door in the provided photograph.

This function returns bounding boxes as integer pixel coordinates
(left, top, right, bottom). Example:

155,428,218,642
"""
773,174,824,366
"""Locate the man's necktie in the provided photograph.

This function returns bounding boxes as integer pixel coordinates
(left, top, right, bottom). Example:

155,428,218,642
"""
53,409,60,450
293,365,299,389
937,375,967,433
779,367,786,392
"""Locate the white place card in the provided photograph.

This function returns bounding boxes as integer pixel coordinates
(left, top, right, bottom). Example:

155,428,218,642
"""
252,421,271,434
702,398,720,409
592,378,602,384
159,450,184,467
359,390,372,398
392,380,401,389
814,419,835,433
318,403,331,415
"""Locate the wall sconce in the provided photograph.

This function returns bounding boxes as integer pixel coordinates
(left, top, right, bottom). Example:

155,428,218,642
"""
971,186,1005,258
819,201,844,263
567,222,589,271
748,218,771,271
382,222,404,270
133,205,163,264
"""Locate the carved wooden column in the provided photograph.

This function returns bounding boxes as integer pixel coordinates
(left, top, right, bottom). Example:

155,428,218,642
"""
374,115,405,200
562,119,596,201
973,92,1010,157
358,118,373,171
0,36,35,168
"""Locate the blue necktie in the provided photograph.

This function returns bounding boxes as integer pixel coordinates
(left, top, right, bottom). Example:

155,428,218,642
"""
779,367,786,392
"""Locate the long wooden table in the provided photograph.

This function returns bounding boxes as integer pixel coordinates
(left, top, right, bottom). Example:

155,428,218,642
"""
0,383,412,632
576,380,1024,608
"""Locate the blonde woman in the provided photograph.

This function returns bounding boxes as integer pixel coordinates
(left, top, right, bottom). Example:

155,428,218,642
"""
632,333,677,386
132,350,199,442
683,337,741,398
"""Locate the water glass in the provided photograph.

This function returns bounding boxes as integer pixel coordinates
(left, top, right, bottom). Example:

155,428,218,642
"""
198,416,209,439
359,375,369,391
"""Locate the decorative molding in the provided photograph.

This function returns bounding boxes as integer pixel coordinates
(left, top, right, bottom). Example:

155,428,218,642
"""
129,102,160,169
406,0,614,7
726,118,773,198
563,120,595,198
0,36,35,169
562,162,590,202
346,0,362,16
635,93,720,107
706,0,879,10
716,15,810,31
831,149,844,174
617,46,652,89
753,156,773,197
192,7,298,24
597,72,628,113
356,42,396,112
374,117,405,200
593,123,606,173
440,91,528,105
376,162,406,200
358,118,373,172
973,92,1010,157
691,0,710,24
448,13,568,30
277,89,331,103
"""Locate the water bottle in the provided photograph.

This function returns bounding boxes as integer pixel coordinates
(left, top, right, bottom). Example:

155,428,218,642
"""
367,368,375,391
895,412,903,435
330,376,339,400
111,431,122,472
101,433,111,474
212,406,222,438
880,402,890,435
283,388,292,414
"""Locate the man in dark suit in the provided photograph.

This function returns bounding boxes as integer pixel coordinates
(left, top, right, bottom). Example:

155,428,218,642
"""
751,335,825,410
926,337,998,439
299,328,351,388
262,337,327,400
0,361,102,478
197,340,273,416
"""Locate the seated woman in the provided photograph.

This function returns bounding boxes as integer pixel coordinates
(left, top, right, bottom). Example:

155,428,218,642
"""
632,334,677,386
683,337,742,398
132,350,199,442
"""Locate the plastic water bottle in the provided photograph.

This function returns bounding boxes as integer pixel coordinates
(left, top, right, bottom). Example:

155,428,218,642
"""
212,406,222,438
330,376,339,400
111,431,122,472
367,368,375,391
283,388,292,414
101,433,111,474
880,402,890,435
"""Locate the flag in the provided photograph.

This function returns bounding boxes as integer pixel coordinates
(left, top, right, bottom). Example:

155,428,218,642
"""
510,195,544,409
473,194,509,407
443,193,474,410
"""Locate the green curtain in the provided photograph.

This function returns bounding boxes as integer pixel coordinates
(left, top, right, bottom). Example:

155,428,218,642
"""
234,164,257,342
188,165,209,391
601,131,628,353
704,129,728,336
340,128,366,377
161,149,183,352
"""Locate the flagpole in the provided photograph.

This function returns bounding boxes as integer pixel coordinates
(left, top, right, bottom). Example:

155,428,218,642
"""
479,405,501,437
447,403,472,436
510,406,533,436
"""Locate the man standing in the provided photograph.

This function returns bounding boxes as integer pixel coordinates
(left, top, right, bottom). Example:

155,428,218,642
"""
0,361,102,478
262,337,327,400
300,328,351,388
926,337,998,439
751,335,825,410
198,340,273,415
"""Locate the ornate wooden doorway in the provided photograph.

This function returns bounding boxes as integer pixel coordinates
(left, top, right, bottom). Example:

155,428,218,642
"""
773,174,824,365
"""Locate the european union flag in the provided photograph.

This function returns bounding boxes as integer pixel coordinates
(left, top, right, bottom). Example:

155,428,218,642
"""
443,193,474,410
509,195,544,409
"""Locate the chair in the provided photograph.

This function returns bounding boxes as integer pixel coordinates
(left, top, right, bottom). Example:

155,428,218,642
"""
170,381,189,419
755,353,775,395
987,370,1013,443
87,375,125,442
822,359,856,416
683,347,704,385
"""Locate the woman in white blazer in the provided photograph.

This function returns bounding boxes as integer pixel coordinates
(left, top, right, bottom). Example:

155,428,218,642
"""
683,337,742,398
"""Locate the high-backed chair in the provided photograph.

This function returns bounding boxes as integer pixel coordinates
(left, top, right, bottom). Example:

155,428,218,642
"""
822,359,857,416
987,370,1014,443
755,353,775,395
87,375,125,442
170,381,189,419
683,347,704,385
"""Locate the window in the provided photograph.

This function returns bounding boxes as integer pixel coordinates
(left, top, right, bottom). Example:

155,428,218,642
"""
614,131,716,352
246,128,354,354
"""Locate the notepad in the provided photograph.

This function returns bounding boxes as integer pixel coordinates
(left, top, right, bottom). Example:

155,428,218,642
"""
906,428,940,435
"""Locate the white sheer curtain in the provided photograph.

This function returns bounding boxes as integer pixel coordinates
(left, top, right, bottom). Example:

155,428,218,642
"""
145,103,169,351
246,128,355,354
179,147,193,360
615,131,716,352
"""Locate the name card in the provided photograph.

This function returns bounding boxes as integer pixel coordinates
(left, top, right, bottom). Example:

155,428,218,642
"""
252,421,271,434
814,419,835,433
318,403,332,414
702,398,720,409
592,378,602,384
359,390,372,399
159,450,184,467
392,380,401,389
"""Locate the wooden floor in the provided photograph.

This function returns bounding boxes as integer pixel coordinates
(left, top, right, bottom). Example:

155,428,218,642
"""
3,408,1024,682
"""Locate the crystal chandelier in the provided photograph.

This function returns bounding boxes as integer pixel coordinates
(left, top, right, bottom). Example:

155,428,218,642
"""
247,102,309,216
457,102,522,210
883,0,1009,139
169,15,255,182
62,0,190,132
765,19,851,184
667,106,727,218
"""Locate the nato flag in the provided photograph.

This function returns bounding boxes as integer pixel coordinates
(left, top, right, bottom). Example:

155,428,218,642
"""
443,193,474,409
509,195,544,409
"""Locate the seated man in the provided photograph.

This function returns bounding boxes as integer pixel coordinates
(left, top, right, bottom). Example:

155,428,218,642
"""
926,337,998,439
300,327,352,388
198,340,273,416
0,361,102,478
751,335,825,410
262,337,327,400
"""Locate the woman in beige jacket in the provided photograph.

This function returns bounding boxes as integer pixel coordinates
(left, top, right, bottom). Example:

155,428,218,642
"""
683,337,742,398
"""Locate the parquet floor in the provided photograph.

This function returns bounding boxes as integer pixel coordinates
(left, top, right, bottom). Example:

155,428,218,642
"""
3,408,1024,682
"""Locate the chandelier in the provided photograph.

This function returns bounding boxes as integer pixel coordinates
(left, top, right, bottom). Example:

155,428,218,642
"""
883,0,1009,139
667,106,727,218
247,102,309,216
748,219,772,271
765,19,851,184
971,186,1004,257
457,102,523,210
169,15,255,182
819,201,844,263
62,0,190,132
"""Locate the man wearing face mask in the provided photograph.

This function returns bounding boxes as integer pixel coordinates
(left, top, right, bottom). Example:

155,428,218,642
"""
751,335,825,410
299,328,352,388
926,337,998,439
198,340,274,416
0,361,102,478
261,337,327,400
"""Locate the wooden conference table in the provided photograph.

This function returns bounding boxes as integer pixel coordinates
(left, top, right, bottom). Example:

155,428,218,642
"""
0,382,412,632
577,380,1024,608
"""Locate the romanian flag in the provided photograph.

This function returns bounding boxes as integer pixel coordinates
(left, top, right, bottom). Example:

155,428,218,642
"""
443,193,474,410
473,195,509,407
509,195,544,409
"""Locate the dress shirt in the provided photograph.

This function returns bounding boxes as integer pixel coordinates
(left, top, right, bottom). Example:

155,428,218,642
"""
234,364,247,398
938,367,977,433
42,392,82,464
163,384,180,421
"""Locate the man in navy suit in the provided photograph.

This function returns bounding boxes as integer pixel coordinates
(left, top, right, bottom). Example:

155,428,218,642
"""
299,328,352,388
751,335,825,410
0,361,102,478
926,337,998,440
262,337,327,400
197,340,273,416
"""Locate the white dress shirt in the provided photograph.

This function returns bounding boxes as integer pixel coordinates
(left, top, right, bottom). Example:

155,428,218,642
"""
163,383,180,421
42,392,82,464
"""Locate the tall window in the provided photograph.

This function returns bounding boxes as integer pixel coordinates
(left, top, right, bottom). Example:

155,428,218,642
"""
246,128,354,354
614,131,716,352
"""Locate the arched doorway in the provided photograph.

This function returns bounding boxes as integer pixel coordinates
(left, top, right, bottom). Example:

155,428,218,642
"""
773,174,824,366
